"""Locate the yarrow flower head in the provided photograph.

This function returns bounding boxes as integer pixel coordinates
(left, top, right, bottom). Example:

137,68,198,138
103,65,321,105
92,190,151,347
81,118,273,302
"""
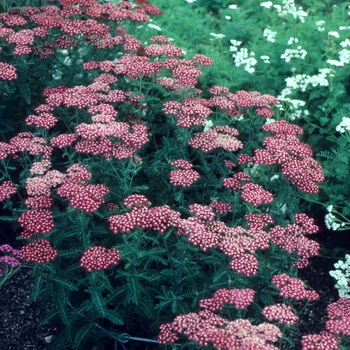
80,246,121,272
326,297,350,336
20,238,58,264
0,180,17,202
262,303,299,325
271,273,320,301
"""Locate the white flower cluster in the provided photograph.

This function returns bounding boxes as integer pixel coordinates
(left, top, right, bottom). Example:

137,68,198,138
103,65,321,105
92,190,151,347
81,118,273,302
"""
336,116,350,133
260,1,273,8
263,28,277,42
284,68,332,92
274,0,307,23
329,254,350,298
260,0,307,23
316,20,325,32
230,40,257,73
281,46,307,62
324,205,349,231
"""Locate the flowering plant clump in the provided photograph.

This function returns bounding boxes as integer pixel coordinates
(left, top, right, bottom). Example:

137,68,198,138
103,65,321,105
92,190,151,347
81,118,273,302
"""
150,0,350,229
0,0,346,349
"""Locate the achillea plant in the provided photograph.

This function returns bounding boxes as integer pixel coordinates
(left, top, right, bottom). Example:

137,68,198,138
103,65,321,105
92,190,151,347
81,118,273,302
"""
0,0,347,349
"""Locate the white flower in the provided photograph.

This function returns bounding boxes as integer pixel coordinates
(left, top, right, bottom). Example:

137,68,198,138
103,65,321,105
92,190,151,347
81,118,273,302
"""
228,4,238,9
316,20,325,32
225,16,232,20
339,49,350,64
204,119,213,131
329,254,350,298
287,37,298,45
210,33,226,39
327,59,344,66
281,46,307,62
340,39,350,47
232,48,257,73
326,205,333,213
274,0,307,23
260,1,273,8
336,117,350,133
328,31,340,38
147,23,162,31
263,28,277,42
185,0,196,3
260,55,270,63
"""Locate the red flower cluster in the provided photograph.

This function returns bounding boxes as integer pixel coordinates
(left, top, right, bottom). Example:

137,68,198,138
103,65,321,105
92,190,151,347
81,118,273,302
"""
269,213,320,268
80,246,121,272
199,288,255,311
188,126,243,152
326,298,350,336
262,303,299,325
271,273,320,301
18,209,55,239
144,43,183,57
0,180,17,202
57,164,109,213
19,238,58,264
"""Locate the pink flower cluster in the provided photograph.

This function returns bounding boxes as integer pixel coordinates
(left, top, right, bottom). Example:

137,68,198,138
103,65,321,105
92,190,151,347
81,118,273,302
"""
56,164,109,213
210,201,232,214
158,308,281,349
0,244,21,275
0,0,162,62
169,159,200,187
198,288,255,311
207,88,277,118
19,238,58,264
301,331,340,350
163,98,212,128
108,194,181,234
0,180,17,202
178,204,272,276
0,132,52,160
239,120,324,193
80,246,121,272
240,182,274,206
0,62,17,80
262,303,299,325
271,274,320,301
223,171,273,206
326,298,350,336
269,213,320,268
188,125,243,152
75,120,148,160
